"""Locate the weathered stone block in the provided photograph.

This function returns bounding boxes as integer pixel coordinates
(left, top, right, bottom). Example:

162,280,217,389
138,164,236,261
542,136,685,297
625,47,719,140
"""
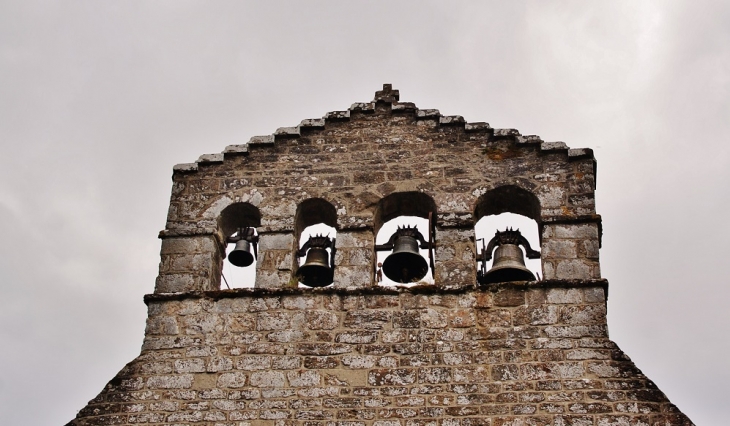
513,305,559,326
546,288,583,304
344,311,391,329
336,331,378,344
173,359,205,373
235,356,271,371
287,370,321,387
542,223,599,240
520,362,585,380
333,265,373,289
493,289,525,307
256,312,292,331
181,314,223,335
255,270,294,289
258,232,295,251
544,325,608,338
146,375,193,389
154,273,196,293
249,370,287,387
301,310,339,330
145,316,179,335
368,369,417,386
206,356,233,372
543,239,577,259
584,287,606,303
560,305,607,325
555,260,596,280
420,308,448,329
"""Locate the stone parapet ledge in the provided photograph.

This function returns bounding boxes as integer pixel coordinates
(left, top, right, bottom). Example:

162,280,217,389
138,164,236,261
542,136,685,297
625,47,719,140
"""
144,279,610,304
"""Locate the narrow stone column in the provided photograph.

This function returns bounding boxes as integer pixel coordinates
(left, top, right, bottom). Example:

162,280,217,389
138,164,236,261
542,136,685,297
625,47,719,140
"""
541,222,601,280
154,235,223,293
433,226,476,289
332,229,374,288
255,231,295,288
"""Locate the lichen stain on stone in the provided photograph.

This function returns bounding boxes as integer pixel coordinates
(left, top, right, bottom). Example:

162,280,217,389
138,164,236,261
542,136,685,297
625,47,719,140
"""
483,145,521,161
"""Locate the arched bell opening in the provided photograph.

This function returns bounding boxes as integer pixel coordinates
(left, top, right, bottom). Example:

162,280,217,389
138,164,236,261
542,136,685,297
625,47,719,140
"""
373,192,437,286
294,198,338,287
218,202,262,289
474,186,541,284
475,213,541,283
296,223,337,287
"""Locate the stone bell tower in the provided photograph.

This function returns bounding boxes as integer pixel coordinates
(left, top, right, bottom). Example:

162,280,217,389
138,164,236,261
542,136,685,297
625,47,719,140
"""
68,85,693,425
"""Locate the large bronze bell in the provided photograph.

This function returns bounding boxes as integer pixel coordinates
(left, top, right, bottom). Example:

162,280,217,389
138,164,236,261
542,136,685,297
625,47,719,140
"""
296,234,335,287
227,227,258,268
481,243,535,284
478,228,541,284
297,247,334,287
380,226,430,283
228,240,255,267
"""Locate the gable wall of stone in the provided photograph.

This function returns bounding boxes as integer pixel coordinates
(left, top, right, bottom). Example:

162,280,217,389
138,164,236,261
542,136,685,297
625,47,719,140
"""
69,284,691,426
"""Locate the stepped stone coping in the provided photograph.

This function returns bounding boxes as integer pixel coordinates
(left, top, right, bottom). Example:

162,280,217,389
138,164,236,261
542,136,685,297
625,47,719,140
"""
350,102,375,112
568,148,594,158
541,141,569,151
517,135,543,144
222,144,247,154
439,115,466,125
416,108,440,119
172,84,595,174
172,162,198,172
299,118,326,128
465,122,492,132
391,101,416,111
274,126,299,136
493,128,521,137
248,134,275,145
324,110,350,120
196,153,224,164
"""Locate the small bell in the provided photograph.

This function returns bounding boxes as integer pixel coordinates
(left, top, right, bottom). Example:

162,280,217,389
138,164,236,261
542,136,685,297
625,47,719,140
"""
478,228,540,284
379,226,430,283
296,235,335,287
227,227,258,268
228,240,254,267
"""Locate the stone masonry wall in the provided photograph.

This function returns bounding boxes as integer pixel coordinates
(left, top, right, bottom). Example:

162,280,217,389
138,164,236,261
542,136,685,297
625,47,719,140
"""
68,283,692,425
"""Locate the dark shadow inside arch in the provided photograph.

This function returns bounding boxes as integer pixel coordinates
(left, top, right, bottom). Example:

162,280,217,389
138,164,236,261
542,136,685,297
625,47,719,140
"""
474,185,540,222
295,198,338,241
295,198,338,288
374,191,437,236
218,202,262,237
218,202,262,288
474,185,542,283
373,192,437,285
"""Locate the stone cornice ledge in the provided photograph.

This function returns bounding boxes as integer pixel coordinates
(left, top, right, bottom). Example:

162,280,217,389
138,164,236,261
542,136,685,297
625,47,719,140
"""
144,279,609,304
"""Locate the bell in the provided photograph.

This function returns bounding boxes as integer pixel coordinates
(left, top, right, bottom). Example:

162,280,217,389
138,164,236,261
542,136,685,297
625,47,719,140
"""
228,239,255,267
481,243,536,284
382,234,429,283
297,247,333,287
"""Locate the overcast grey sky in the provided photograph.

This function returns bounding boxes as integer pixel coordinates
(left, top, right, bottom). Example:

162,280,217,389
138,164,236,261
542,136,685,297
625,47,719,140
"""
1,1,728,424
